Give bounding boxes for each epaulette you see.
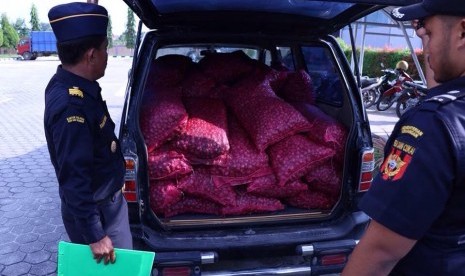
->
[68,86,85,106]
[420,90,465,112]
[69,87,84,98]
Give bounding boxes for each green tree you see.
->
[107,15,113,48]
[124,8,136,49]
[30,4,40,31]
[0,30,4,47]
[1,14,19,48]
[13,18,29,38]
[40,22,52,31]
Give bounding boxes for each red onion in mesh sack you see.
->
[227,95,313,151]
[177,173,236,206]
[291,103,348,154]
[198,114,269,177]
[162,196,221,218]
[210,167,273,187]
[221,192,285,216]
[304,160,342,197]
[247,175,308,199]
[149,180,184,212]
[268,134,335,185]
[140,86,188,152]
[148,54,194,87]
[147,145,192,180]
[278,69,315,104]
[285,189,337,210]
[198,51,255,84]
[182,65,219,98]
[174,98,230,159]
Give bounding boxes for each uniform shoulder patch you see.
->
[66,115,85,124]
[69,87,84,98]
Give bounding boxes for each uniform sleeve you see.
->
[360,111,455,240]
[51,104,105,244]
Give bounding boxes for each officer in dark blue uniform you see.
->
[44,2,132,265]
[343,0,465,275]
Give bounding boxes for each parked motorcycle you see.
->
[360,68,397,109]
[395,81,428,118]
[376,68,413,111]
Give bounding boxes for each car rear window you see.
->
[156,46,259,63]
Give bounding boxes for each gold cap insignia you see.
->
[111,141,117,153]
[69,87,84,98]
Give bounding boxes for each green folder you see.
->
[58,241,155,276]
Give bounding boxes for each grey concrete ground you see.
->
[0,57,131,276]
[0,57,397,275]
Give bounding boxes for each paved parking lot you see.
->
[0,57,131,276]
[0,57,397,275]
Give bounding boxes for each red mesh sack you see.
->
[149,180,183,212]
[221,192,285,216]
[209,167,273,187]
[177,173,236,206]
[278,69,315,104]
[162,196,221,218]
[268,134,335,185]
[246,175,308,199]
[198,51,255,84]
[182,66,219,98]
[174,98,230,159]
[292,103,348,154]
[148,54,194,87]
[227,95,313,151]
[304,161,342,197]
[140,86,188,152]
[147,145,192,180]
[198,115,269,177]
[285,189,337,210]
[224,68,289,101]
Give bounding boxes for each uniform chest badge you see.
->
[111,141,117,153]
[380,147,413,181]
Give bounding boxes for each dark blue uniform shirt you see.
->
[360,77,465,275]
[44,66,125,244]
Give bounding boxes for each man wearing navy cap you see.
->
[44,1,132,265]
[343,0,465,275]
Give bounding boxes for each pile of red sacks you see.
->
[140,51,347,218]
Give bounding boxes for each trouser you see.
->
[61,190,133,249]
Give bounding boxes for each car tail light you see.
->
[123,157,137,202]
[320,254,347,266]
[160,267,193,276]
[358,148,375,192]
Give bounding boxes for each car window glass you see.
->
[156,46,259,63]
[301,46,343,106]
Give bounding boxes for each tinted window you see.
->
[301,46,344,106]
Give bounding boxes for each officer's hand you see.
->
[90,236,116,265]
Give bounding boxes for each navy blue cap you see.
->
[391,0,465,21]
[48,2,108,43]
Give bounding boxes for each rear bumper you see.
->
[133,211,368,252]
